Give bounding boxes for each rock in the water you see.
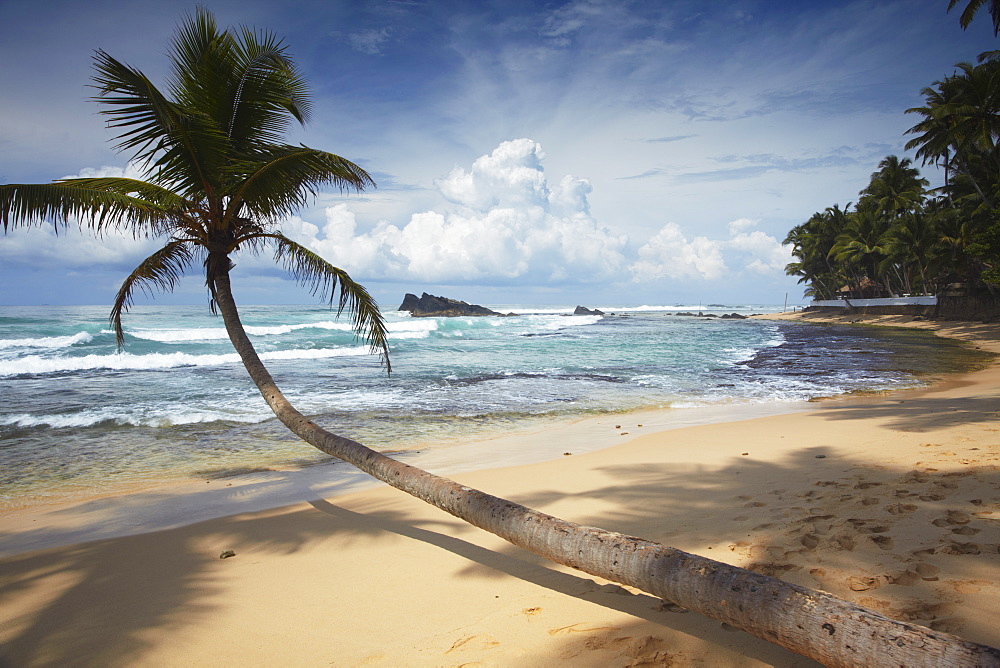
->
[398,292,502,317]
[573,305,605,316]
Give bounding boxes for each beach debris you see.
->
[742,452,749,456]
[815,454,827,458]
[219,550,236,559]
[563,452,572,456]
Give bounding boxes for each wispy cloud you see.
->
[642,135,696,144]
[346,27,393,55]
[675,152,862,183]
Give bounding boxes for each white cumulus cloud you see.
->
[629,218,792,282]
[630,223,726,281]
[290,139,628,285]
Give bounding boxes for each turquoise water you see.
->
[0,303,986,508]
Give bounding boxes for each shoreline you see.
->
[2,314,998,665]
[0,399,823,558]
[0,311,973,526]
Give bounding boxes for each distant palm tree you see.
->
[948,0,1000,35]
[859,155,928,219]
[906,60,1000,206]
[3,10,996,666]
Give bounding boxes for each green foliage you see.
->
[948,0,1000,36]
[0,8,390,370]
[789,54,1000,300]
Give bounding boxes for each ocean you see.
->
[0,303,988,510]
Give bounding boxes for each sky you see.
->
[1,0,997,309]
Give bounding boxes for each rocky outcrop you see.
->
[573,305,605,316]
[398,292,503,317]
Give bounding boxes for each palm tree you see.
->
[906,60,1000,207]
[831,206,894,296]
[948,0,1000,35]
[784,205,850,300]
[859,155,928,219]
[2,11,997,666]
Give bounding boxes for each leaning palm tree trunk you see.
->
[213,271,1000,668]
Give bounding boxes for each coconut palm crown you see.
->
[0,8,389,368]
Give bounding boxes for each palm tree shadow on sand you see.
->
[1,445,996,665]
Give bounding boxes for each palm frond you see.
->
[166,8,309,161]
[92,46,229,197]
[227,146,374,223]
[110,240,196,347]
[949,0,1000,35]
[1,181,172,235]
[269,234,390,371]
[227,27,311,145]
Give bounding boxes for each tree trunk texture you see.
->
[212,271,1000,667]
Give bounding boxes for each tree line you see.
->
[785,54,1000,300]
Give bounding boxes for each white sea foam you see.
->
[529,314,600,331]
[0,346,370,376]
[721,346,759,364]
[129,320,356,342]
[1,405,270,429]
[387,319,438,339]
[0,331,93,350]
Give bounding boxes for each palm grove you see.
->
[2,9,1000,667]
[785,54,1000,301]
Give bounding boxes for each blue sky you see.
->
[1,0,997,308]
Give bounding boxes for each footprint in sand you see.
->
[445,635,501,653]
[848,575,886,591]
[800,533,820,550]
[870,534,895,550]
[887,502,918,514]
[886,570,922,586]
[743,501,767,508]
[833,534,857,551]
[549,623,619,636]
[936,542,982,555]
[950,579,989,594]
[854,481,883,490]
[849,569,920,591]
[915,562,941,581]
[932,510,972,527]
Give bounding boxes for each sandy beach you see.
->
[1,312,999,666]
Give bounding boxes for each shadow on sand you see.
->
[1,435,997,666]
